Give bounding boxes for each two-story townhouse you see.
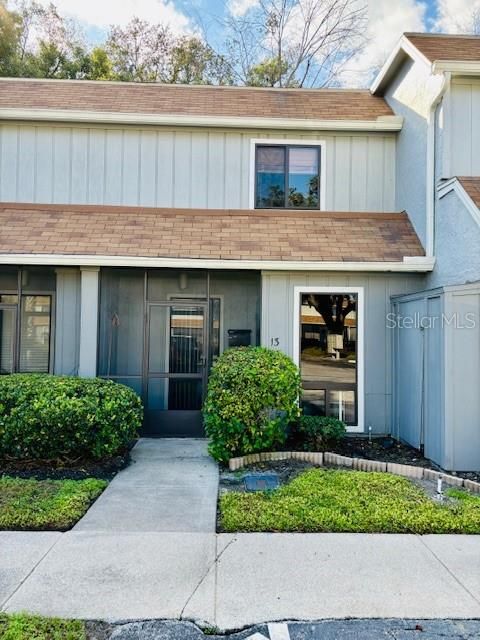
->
[0,34,478,470]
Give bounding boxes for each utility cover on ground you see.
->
[244,473,280,492]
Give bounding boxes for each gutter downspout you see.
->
[426,71,450,257]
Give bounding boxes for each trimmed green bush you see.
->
[204,347,301,463]
[0,374,142,461]
[296,415,346,450]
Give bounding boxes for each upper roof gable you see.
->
[0,78,400,131]
[405,33,480,63]
[372,32,480,95]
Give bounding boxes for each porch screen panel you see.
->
[98,269,144,379]
[300,293,357,425]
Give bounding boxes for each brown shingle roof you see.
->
[458,177,480,207]
[0,79,393,121]
[0,203,424,262]
[405,33,480,63]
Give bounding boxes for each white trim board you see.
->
[438,178,480,229]
[0,254,436,272]
[248,138,326,211]
[370,35,431,95]
[0,108,403,132]
[292,285,365,433]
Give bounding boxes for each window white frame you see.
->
[249,138,326,211]
[292,285,364,433]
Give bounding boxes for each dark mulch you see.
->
[328,436,432,467]
[0,441,137,481]
[326,436,479,482]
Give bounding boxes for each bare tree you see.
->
[222,0,367,87]
[106,18,173,82]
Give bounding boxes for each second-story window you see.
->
[255,144,320,209]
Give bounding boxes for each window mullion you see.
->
[285,146,289,209]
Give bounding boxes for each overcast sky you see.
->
[10,0,480,84]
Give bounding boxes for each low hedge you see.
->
[295,415,346,450]
[204,347,301,463]
[0,374,142,461]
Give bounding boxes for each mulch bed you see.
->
[328,436,431,467]
[0,441,136,481]
[327,436,480,483]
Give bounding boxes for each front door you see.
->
[143,302,208,436]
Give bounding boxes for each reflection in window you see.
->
[256,146,285,208]
[255,145,320,209]
[0,291,53,375]
[19,296,51,373]
[300,292,357,425]
[0,308,16,374]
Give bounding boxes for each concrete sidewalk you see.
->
[73,438,219,533]
[2,532,480,630]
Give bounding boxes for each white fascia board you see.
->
[370,35,432,95]
[438,177,480,228]
[0,108,403,132]
[0,253,435,272]
[433,61,480,75]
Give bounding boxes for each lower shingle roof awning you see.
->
[0,203,431,271]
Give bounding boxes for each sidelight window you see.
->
[0,268,54,374]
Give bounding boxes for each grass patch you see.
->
[0,613,85,640]
[220,469,480,534]
[0,476,107,531]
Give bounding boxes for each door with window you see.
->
[144,302,208,436]
[298,289,362,429]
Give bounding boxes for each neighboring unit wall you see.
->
[384,57,444,248]
[443,283,480,471]
[442,77,480,177]
[0,123,396,212]
[393,283,480,471]
[261,271,424,434]
[427,189,480,289]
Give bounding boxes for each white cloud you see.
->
[227,0,259,18]
[435,0,480,33]
[339,0,427,87]
[28,0,193,34]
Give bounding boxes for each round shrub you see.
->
[295,415,346,451]
[0,374,143,461]
[203,347,302,463]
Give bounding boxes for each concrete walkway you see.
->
[1,439,480,631]
[74,438,219,533]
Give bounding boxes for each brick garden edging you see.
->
[228,451,480,493]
